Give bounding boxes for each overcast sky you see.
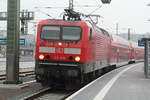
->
[1,0,150,34]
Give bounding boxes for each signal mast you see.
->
[69,0,74,10]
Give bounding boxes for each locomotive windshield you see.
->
[41,26,81,41]
[62,26,81,40]
[41,26,60,40]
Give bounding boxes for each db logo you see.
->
[56,48,64,53]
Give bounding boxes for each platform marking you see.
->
[94,64,139,100]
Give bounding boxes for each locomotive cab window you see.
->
[41,26,60,40]
[62,26,81,41]
[41,26,81,41]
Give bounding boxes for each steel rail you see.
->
[20,87,51,100]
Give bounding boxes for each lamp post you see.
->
[147,3,150,22]
[116,23,119,35]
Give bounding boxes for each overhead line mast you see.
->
[69,0,74,10]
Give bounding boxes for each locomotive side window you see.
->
[41,26,60,40]
[89,28,92,40]
[62,26,81,41]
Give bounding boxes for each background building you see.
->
[0,30,36,57]
[118,33,150,42]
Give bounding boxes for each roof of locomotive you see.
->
[39,19,112,32]
[38,19,93,27]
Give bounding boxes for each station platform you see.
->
[0,81,45,100]
[66,63,150,100]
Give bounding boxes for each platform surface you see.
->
[67,63,150,100]
[0,81,44,100]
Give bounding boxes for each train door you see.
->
[116,47,119,63]
[84,28,96,73]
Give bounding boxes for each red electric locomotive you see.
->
[35,19,112,87]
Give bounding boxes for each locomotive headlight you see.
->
[75,56,80,62]
[58,42,62,46]
[39,54,44,60]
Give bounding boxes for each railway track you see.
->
[18,65,116,100]
[20,87,75,100]
[34,89,74,100]
[21,87,51,100]
[17,67,116,100]
[0,67,75,100]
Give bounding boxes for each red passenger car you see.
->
[129,41,144,62]
[110,35,131,66]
